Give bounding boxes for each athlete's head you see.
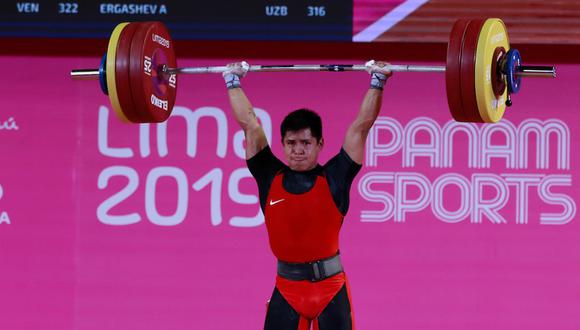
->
[280,108,324,172]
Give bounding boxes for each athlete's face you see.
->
[283,128,323,172]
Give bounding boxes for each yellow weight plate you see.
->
[106,22,130,123]
[474,18,510,123]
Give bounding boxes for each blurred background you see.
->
[1,1,579,329]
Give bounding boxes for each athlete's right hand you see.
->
[223,61,250,78]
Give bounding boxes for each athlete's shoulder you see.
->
[247,146,285,175]
[323,148,362,173]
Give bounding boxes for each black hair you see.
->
[280,108,323,143]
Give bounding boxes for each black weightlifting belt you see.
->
[277,254,343,282]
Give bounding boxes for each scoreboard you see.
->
[0,1,353,41]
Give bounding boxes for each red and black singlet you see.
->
[248,146,361,328]
[265,173,343,263]
[247,146,361,262]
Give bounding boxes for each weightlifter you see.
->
[223,60,392,330]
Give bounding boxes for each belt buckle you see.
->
[310,260,326,282]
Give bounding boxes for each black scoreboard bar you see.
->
[0,1,353,41]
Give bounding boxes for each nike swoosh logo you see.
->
[269,198,285,206]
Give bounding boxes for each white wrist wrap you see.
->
[224,73,241,89]
[370,72,387,90]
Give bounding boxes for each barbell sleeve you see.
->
[517,66,556,78]
[70,69,101,79]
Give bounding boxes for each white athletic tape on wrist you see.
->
[370,72,387,90]
[224,73,241,89]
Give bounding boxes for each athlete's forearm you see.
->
[227,87,261,132]
[353,88,383,133]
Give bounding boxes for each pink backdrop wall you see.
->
[1,56,579,329]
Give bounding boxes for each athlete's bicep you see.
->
[245,123,269,159]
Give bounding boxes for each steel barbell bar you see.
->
[71,64,555,77]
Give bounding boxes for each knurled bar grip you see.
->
[166,64,446,74]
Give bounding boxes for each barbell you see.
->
[71,19,556,124]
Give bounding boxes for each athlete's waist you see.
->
[277,253,343,282]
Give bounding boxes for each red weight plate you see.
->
[129,21,177,123]
[459,18,487,123]
[446,19,470,122]
[115,22,142,123]
[128,22,155,122]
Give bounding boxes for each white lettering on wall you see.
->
[96,105,270,227]
[359,172,575,224]
[0,183,9,225]
[99,105,274,160]
[360,116,575,225]
[366,117,570,170]
[0,117,19,130]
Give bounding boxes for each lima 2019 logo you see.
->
[0,117,19,131]
[0,183,11,225]
[0,116,18,224]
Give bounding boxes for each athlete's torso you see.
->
[265,173,343,262]
[247,146,361,262]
